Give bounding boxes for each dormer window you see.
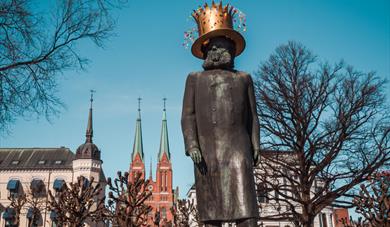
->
[38,160,46,165]
[11,160,19,165]
[54,160,63,165]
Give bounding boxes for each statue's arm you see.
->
[181,73,200,157]
[247,74,261,164]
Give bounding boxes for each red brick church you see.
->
[128,99,177,225]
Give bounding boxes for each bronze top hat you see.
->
[191,1,246,59]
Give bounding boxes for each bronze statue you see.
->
[181,2,260,227]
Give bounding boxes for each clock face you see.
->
[148,185,153,191]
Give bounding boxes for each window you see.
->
[329,214,333,227]
[11,160,19,165]
[53,179,65,191]
[50,210,58,227]
[38,160,46,165]
[7,179,21,197]
[257,184,268,203]
[30,179,45,197]
[3,207,16,227]
[54,160,63,165]
[321,213,328,227]
[27,207,41,227]
[79,176,89,189]
[161,207,167,219]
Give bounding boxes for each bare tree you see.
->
[0,0,124,133]
[351,171,390,226]
[47,176,107,227]
[107,171,152,227]
[341,216,369,227]
[25,185,48,227]
[7,191,27,226]
[6,182,47,227]
[171,199,201,227]
[254,41,390,227]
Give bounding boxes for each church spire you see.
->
[132,97,144,161]
[75,90,100,160]
[158,98,171,161]
[86,90,95,143]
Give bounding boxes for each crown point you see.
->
[224,4,229,13]
[204,2,209,11]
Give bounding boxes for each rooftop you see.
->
[0,147,74,170]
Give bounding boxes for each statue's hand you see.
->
[188,148,202,164]
[254,149,261,166]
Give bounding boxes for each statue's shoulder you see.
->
[185,72,201,86]
[187,71,202,79]
[235,71,253,83]
[187,72,202,81]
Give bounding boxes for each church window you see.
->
[160,172,163,191]
[165,172,168,191]
[161,207,167,219]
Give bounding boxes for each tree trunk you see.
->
[301,215,315,227]
[302,205,315,227]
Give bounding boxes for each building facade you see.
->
[128,102,177,226]
[0,98,106,227]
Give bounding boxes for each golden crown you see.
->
[189,1,246,59]
[192,2,234,37]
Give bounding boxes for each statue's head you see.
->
[202,36,235,70]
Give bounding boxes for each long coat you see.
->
[181,69,260,221]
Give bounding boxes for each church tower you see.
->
[155,98,173,221]
[73,91,103,182]
[129,98,145,181]
[128,98,175,225]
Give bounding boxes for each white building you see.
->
[0,98,106,227]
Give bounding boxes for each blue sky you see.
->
[1,0,389,198]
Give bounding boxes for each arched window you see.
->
[31,179,46,197]
[27,207,42,227]
[161,207,167,219]
[7,179,21,198]
[53,179,66,192]
[50,210,58,227]
[165,171,168,191]
[3,207,16,227]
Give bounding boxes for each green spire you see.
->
[132,98,144,161]
[158,98,171,161]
